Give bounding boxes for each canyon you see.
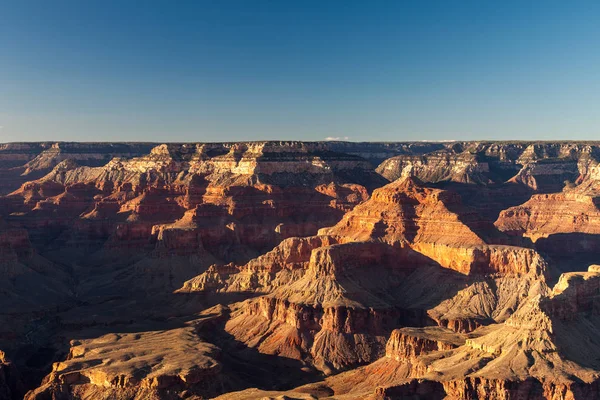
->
[1,141,600,399]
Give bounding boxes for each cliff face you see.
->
[319,176,543,276]
[376,142,596,189]
[222,240,414,374]
[495,158,600,260]
[179,235,342,293]
[496,192,600,238]
[220,266,600,400]
[385,327,464,362]
[0,143,156,196]
[377,151,495,184]
[4,141,600,399]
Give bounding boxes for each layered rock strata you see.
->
[5,141,600,399]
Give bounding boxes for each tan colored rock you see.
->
[385,327,464,362]
[25,319,228,399]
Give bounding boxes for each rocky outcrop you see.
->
[411,243,546,276]
[428,272,549,333]
[495,185,600,261]
[545,266,600,319]
[225,296,401,374]
[222,241,419,374]
[179,235,341,293]
[496,192,600,238]
[388,267,600,398]
[385,327,464,362]
[25,310,233,400]
[319,176,487,245]
[241,266,600,399]
[320,176,544,276]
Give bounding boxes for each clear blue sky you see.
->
[2,0,600,142]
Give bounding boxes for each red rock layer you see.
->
[3,143,373,265]
[321,176,543,276]
[496,192,600,238]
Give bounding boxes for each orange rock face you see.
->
[495,169,600,261]
[496,192,600,237]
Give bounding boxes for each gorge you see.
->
[1,141,600,399]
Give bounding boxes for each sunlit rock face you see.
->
[4,141,600,399]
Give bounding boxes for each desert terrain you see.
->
[1,141,600,399]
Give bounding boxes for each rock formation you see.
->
[216,266,600,399]
[25,309,231,400]
[495,156,600,264]
[3,141,600,399]
[184,173,550,377]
